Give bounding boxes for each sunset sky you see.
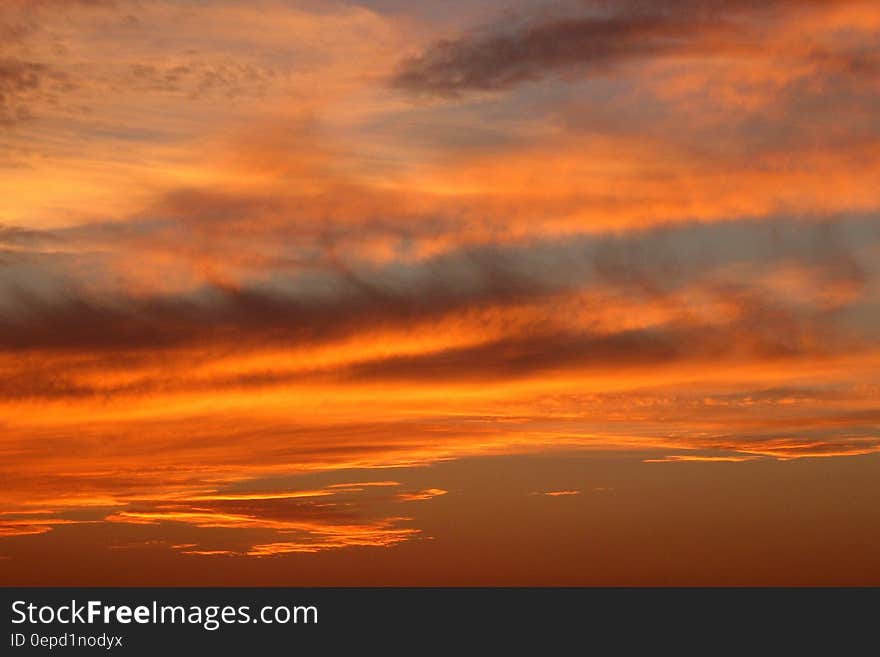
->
[1,0,879,585]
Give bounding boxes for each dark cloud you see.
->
[0,317,801,399]
[0,305,845,400]
[391,0,852,95]
[0,57,76,126]
[0,256,869,403]
[0,224,58,247]
[392,15,699,95]
[336,292,844,384]
[0,59,47,124]
[0,256,549,354]
[0,213,872,360]
[344,327,696,381]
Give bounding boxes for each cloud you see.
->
[326,481,401,489]
[643,455,760,463]
[90,479,427,555]
[125,60,283,100]
[392,0,863,95]
[0,212,872,417]
[245,520,419,556]
[703,433,880,460]
[0,59,49,125]
[392,14,704,95]
[0,476,429,556]
[0,225,57,248]
[0,518,92,537]
[0,213,872,356]
[0,1,115,46]
[397,488,447,501]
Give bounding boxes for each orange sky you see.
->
[1,0,879,584]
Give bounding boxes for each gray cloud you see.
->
[0,59,47,124]
[0,213,873,355]
[0,213,874,403]
[392,0,854,95]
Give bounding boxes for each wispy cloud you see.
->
[643,455,761,463]
[397,488,447,501]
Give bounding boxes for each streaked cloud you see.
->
[87,480,429,555]
[643,455,761,463]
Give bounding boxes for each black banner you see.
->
[1,588,877,654]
